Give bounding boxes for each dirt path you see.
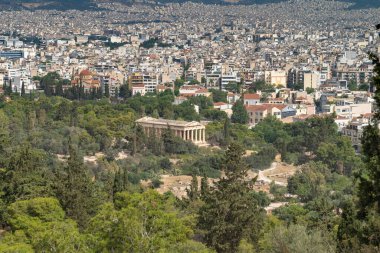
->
[257,162,288,187]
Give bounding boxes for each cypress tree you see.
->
[113,169,122,197]
[56,144,96,229]
[55,82,64,96]
[231,100,249,124]
[186,174,198,201]
[223,117,230,145]
[198,142,260,253]
[21,82,25,96]
[122,167,129,190]
[114,87,119,98]
[105,83,110,98]
[200,174,209,197]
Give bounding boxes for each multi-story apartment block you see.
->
[129,72,159,94]
[265,70,287,87]
[342,121,367,152]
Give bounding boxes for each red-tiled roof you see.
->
[195,88,209,93]
[80,69,92,76]
[246,105,268,112]
[180,85,203,90]
[244,93,260,100]
[247,104,287,112]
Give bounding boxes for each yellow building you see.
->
[303,72,320,89]
[265,70,287,87]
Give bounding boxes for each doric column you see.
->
[196,129,199,142]
[185,130,188,140]
[202,129,206,142]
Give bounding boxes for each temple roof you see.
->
[136,116,204,128]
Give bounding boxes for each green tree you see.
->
[174,78,185,88]
[87,190,192,252]
[347,79,357,91]
[119,84,131,98]
[358,83,369,91]
[223,117,231,145]
[231,100,249,124]
[152,109,160,119]
[198,143,261,253]
[210,89,227,103]
[0,144,54,204]
[2,197,90,253]
[272,204,308,225]
[305,87,315,94]
[104,83,110,98]
[287,162,327,202]
[55,144,98,228]
[21,82,25,96]
[261,224,336,253]
[186,174,199,201]
[225,81,241,94]
[165,240,214,253]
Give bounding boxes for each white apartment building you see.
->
[220,72,240,90]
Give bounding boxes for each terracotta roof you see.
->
[244,93,260,100]
[246,105,268,112]
[271,104,287,110]
[195,88,209,93]
[247,104,288,112]
[180,85,203,90]
[214,102,227,106]
[80,69,92,76]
